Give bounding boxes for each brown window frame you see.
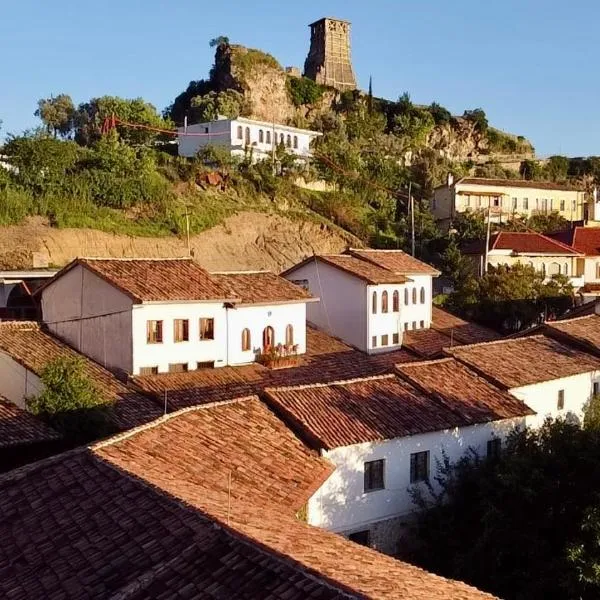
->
[487,438,502,459]
[392,291,399,312]
[381,291,388,313]
[146,320,163,344]
[242,328,251,352]
[173,319,189,343]
[372,291,377,314]
[392,332,400,344]
[364,459,385,492]
[168,363,188,373]
[285,324,294,346]
[199,318,215,341]
[557,389,565,410]
[381,334,389,346]
[410,451,429,483]
[139,366,159,375]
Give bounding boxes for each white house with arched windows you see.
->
[37,259,317,376]
[282,250,439,354]
[177,116,321,162]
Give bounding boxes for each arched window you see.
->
[293,135,298,149]
[262,326,275,349]
[285,324,294,346]
[381,291,389,313]
[393,290,399,312]
[241,328,251,352]
[412,288,417,304]
[237,125,243,140]
[548,262,560,276]
[245,127,250,145]
[286,134,292,148]
[420,287,425,304]
[280,133,284,145]
[258,129,264,143]
[372,291,377,314]
[266,130,271,144]
[564,262,569,276]
[404,288,409,305]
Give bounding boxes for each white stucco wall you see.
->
[41,265,134,374]
[366,284,404,352]
[226,303,307,365]
[177,119,232,158]
[307,417,524,533]
[285,260,368,351]
[0,352,43,408]
[131,302,228,374]
[510,371,600,428]
[399,275,433,332]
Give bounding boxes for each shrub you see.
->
[287,77,325,107]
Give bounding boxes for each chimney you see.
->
[447,173,454,186]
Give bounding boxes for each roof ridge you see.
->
[0,320,40,330]
[79,257,193,262]
[446,334,546,353]
[92,395,260,450]
[550,314,598,325]
[348,248,407,254]
[396,356,455,369]
[264,373,396,393]
[536,231,582,254]
[211,270,273,275]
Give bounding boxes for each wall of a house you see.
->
[177,119,232,158]
[0,352,43,408]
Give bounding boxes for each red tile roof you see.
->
[463,232,581,255]
[134,325,419,409]
[546,314,600,354]
[402,328,455,358]
[431,307,501,345]
[42,258,237,303]
[348,249,441,276]
[455,177,582,192]
[284,254,410,284]
[0,321,162,430]
[210,270,315,304]
[264,374,511,450]
[0,398,496,599]
[0,395,60,448]
[446,335,600,388]
[551,226,600,256]
[396,358,535,422]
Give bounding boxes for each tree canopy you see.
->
[35,94,76,138]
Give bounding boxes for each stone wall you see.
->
[343,514,416,557]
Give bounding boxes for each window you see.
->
[381,291,388,313]
[279,133,284,144]
[139,366,158,375]
[372,291,377,314]
[404,288,409,305]
[244,127,251,145]
[419,320,424,328]
[560,199,565,211]
[237,125,243,140]
[420,287,425,304]
[348,530,370,546]
[512,197,518,210]
[291,278,310,291]
[242,328,251,352]
[403,322,409,332]
[557,389,565,410]
[173,319,189,343]
[410,451,429,483]
[564,262,569,276]
[523,197,529,210]
[464,195,470,207]
[393,290,400,312]
[412,321,417,330]
[573,199,577,211]
[293,135,298,149]
[381,334,389,346]
[197,361,215,369]
[412,288,417,304]
[266,130,271,144]
[146,320,163,344]
[487,438,501,459]
[258,129,264,143]
[286,134,292,148]
[364,459,385,492]
[393,332,400,344]
[285,324,294,346]
[199,318,214,340]
[594,382,599,396]
[204,127,209,134]
[493,196,500,207]
[168,363,188,373]
[596,263,600,280]
[263,326,275,348]
[372,336,377,348]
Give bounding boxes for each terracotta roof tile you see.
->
[546,314,600,354]
[457,177,582,192]
[446,335,600,388]
[0,395,60,448]
[551,226,600,256]
[45,258,237,303]
[211,270,315,304]
[464,232,582,255]
[402,328,454,358]
[0,321,162,430]
[396,358,535,422]
[0,399,496,599]
[264,375,485,449]
[431,307,501,345]
[347,249,441,275]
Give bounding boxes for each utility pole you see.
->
[483,207,491,275]
[410,183,415,257]
[184,207,191,256]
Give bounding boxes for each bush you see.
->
[287,77,325,107]
[428,102,452,125]
[463,108,488,133]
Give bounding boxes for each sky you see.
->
[1,0,599,156]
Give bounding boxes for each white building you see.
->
[265,360,533,554]
[37,258,316,376]
[447,335,600,428]
[282,249,440,354]
[177,116,321,161]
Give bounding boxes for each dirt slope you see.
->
[0,212,357,272]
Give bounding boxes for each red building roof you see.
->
[551,227,600,256]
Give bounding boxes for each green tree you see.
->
[520,158,543,180]
[584,394,600,431]
[209,35,229,47]
[189,90,248,122]
[428,102,452,125]
[526,211,569,234]
[164,79,213,125]
[35,94,76,138]
[409,420,600,600]
[287,77,325,107]
[545,155,570,182]
[27,356,114,442]
[462,108,488,133]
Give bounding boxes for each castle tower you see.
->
[303,17,357,91]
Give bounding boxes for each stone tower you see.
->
[303,17,357,91]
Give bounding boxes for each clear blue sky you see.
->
[2,0,599,156]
